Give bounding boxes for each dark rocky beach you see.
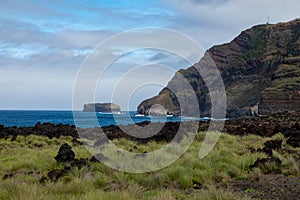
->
[1,110,299,199]
[1,110,299,147]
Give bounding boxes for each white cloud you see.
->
[1,0,300,110]
[0,66,76,110]
[164,0,300,47]
[0,42,48,59]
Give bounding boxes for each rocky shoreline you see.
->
[1,110,299,199]
[0,111,299,147]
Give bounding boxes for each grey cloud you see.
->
[0,18,115,49]
[164,0,300,48]
[149,52,168,61]
[0,65,76,110]
[0,0,76,19]
[2,0,300,110]
[184,0,229,6]
[0,18,47,44]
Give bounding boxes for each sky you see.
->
[0,0,299,110]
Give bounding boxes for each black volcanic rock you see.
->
[71,158,89,169]
[284,123,300,147]
[264,140,282,150]
[0,110,299,144]
[83,103,121,112]
[249,157,282,174]
[46,169,67,182]
[90,153,109,162]
[55,143,75,163]
[0,122,78,139]
[137,19,300,118]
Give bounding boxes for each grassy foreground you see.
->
[0,132,298,200]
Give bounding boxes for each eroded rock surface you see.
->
[137,19,300,118]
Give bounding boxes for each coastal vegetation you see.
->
[0,128,299,199]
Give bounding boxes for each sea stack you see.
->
[83,103,121,113]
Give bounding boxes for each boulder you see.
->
[264,140,282,150]
[249,157,282,174]
[284,123,300,147]
[46,169,67,182]
[71,158,89,169]
[55,143,75,163]
[90,153,109,162]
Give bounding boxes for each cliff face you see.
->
[83,103,121,112]
[137,19,300,117]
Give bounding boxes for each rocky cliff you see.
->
[137,19,300,118]
[83,103,121,113]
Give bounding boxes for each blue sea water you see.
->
[0,110,196,128]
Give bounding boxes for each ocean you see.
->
[0,110,195,128]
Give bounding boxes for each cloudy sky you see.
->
[0,0,299,110]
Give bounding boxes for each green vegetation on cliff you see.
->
[137,19,300,117]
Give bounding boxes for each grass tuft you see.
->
[0,131,297,199]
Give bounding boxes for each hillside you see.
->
[137,19,300,118]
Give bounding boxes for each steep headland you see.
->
[137,19,300,118]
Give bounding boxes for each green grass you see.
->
[0,132,298,199]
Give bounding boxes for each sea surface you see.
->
[0,110,201,128]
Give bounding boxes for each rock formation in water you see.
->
[83,103,121,113]
[137,19,300,118]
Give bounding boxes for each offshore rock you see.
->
[83,103,121,113]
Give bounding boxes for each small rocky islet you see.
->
[82,103,121,113]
